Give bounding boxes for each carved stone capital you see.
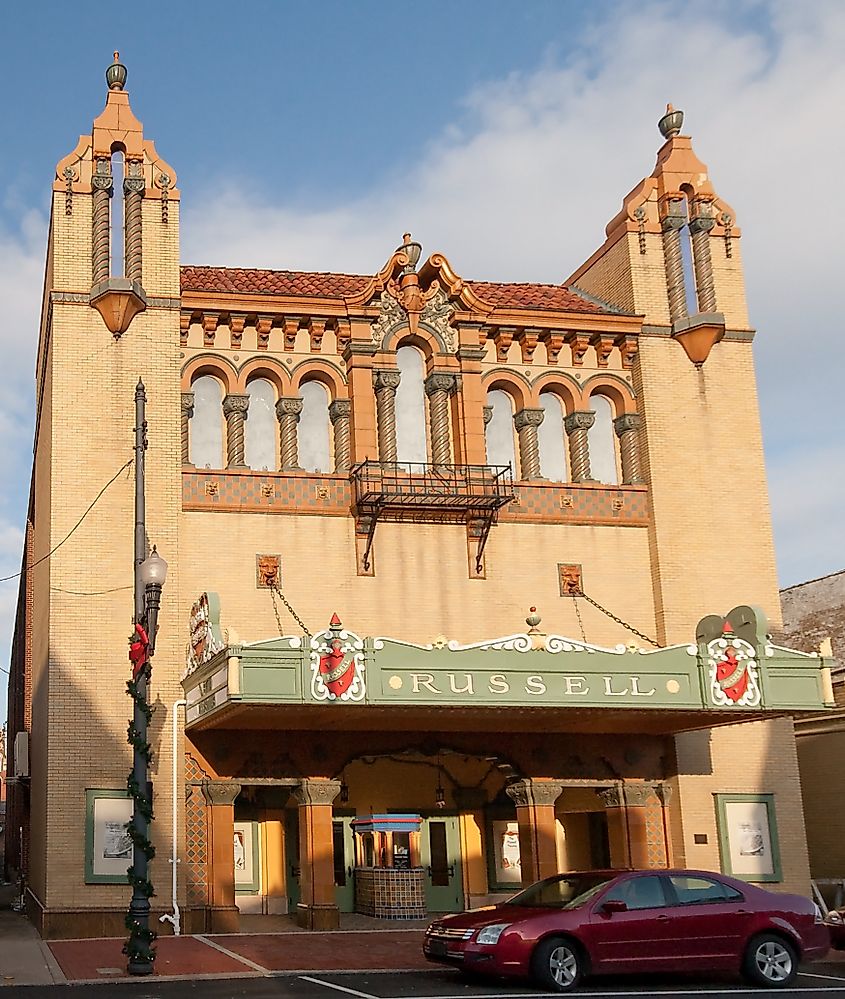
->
[505,779,565,808]
[181,391,195,417]
[483,405,494,426]
[564,411,596,434]
[293,779,343,807]
[92,157,113,192]
[613,413,642,437]
[660,195,687,231]
[688,215,716,235]
[373,368,401,392]
[201,781,242,806]
[276,397,303,420]
[654,783,673,806]
[328,399,352,423]
[513,408,545,431]
[597,783,657,808]
[424,372,458,397]
[124,160,146,195]
[222,393,250,417]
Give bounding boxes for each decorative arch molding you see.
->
[482,369,531,411]
[345,248,408,309]
[291,358,347,399]
[582,373,637,415]
[380,325,447,363]
[532,373,582,415]
[181,354,238,394]
[238,359,288,397]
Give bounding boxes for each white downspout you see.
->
[159,699,187,935]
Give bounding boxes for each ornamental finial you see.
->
[658,103,684,140]
[106,51,127,91]
[526,606,542,633]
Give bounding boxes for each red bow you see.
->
[129,623,149,679]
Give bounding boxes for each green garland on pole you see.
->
[123,638,157,964]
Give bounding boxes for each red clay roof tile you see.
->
[180,266,610,315]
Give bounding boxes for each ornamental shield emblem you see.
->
[310,613,365,702]
[705,621,761,708]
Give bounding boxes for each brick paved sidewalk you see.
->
[47,929,431,984]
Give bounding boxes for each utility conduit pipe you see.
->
[159,699,187,935]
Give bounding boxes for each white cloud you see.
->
[183,0,845,586]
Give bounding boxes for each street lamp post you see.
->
[124,380,168,975]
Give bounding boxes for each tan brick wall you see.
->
[670,718,811,896]
[38,186,184,910]
[634,335,781,643]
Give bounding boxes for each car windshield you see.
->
[505,874,615,909]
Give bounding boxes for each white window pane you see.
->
[538,393,567,482]
[299,381,331,473]
[190,375,224,469]
[588,395,619,485]
[486,390,516,472]
[395,346,428,467]
[245,379,278,471]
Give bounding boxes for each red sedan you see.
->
[423,869,828,991]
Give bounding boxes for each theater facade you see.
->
[5,60,832,937]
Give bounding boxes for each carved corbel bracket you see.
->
[565,331,591,367]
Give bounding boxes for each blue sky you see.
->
[1,0,843,721]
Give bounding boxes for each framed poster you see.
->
[85,789,132,884]
[490,819,522,886]
[715,793,782,883]
[234,820,260,892]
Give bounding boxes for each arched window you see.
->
[538,392,568,482]
[395,346,427,467]
[190,375,224,469]
[486,390,517,471]
[299,381,332,473]
[110,150,125,277]
[679,193,698,316]
[245,378,278,471]
[588,394,619,485]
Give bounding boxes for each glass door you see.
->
[421,815,463,912]
[333,816,355,912]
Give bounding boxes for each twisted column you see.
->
[689,203,717,313]
[614,413,644,485]
[483,404,493,463]
[660,196,688,323]
[329,399,352,473]
[223,393,249,469]
[123,161,145,285]
[425,372,457,466]
[91,157,113,284]
[180,392,195,467]
[513,407,545,481]
[564,411,595,483]
[276,397,303,470]
[373,369,401,463]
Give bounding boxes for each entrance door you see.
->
[284,810,300,913]
[333,816,355,912]
[421,816,463,912]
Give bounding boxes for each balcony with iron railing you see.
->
[349,461,515,572]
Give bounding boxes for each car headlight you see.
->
[476,923,511,945]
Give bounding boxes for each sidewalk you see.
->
[0,900,432,988]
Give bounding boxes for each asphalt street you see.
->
[5,966,845,998]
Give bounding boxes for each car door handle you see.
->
[657,914,670,921]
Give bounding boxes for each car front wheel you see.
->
[742,933,798,988]
[531,937,583,992]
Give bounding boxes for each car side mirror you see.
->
[600,899,628,915]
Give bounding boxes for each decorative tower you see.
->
[568,107,780,643]
[21,55,184,936]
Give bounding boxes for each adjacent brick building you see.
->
[4,62,832,938]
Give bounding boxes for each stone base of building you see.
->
[25,891,223,940]
[296,902,340,930]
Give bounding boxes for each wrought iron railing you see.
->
[350,461,514,512]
